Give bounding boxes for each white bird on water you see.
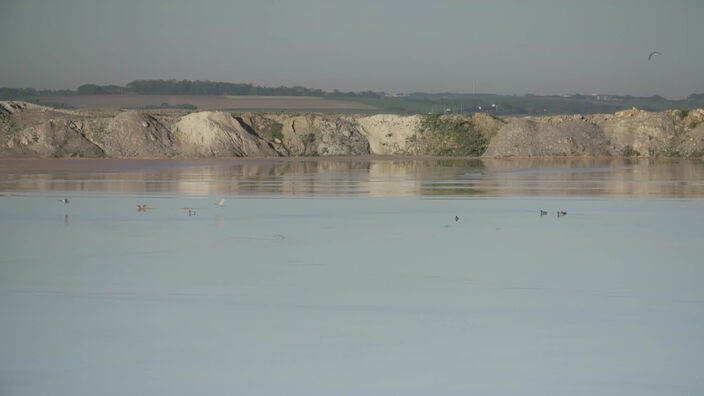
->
[59,198,69,204]
[215,198,225,208]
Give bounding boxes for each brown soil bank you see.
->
[2,101,703,159]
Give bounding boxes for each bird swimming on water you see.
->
[557,211,567,217]
[539,210,547,216]
[59,198,69,204]
[137,204,151,212]
[455,216,460,222]
[648,50,662,61]
[215,198,225,208]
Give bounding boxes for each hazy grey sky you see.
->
[1,0,702,98]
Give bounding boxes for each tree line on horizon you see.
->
[2,79,702,103]
[0,79,384,99]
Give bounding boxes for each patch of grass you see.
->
[622,145,640,157]
[407,114,487,156]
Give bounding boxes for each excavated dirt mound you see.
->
[102,111,174,158]
[265,114,371,156]
[596,109,676,156]
[172,111,279,157]
[484,119,609,157]
[470,113,506,138]
[357,114,421,155]
[1,102,104,158]
[3,101,704,159]
[484,109,704,158]
[676,123,704,157]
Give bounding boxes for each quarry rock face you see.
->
[2,101,704,159]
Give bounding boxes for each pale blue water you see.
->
[1,158,703,395]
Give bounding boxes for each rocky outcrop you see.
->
[2,101,704,159]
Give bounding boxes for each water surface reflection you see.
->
[1,157,703,198]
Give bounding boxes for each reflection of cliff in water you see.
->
[0,158,703,198]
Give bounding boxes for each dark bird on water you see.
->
[137,205,151,212]
[557,211,567,217]
[188,209,196,216]
[539,210,548,216]
[455,216,460,222]
[648,51,662,60]
[59,198,69,204]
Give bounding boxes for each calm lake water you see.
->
[1,157,703,395]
